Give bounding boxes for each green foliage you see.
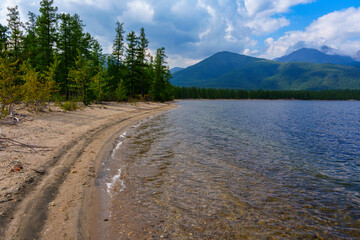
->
[0,55,19,115]
[151,47,174,102]
[68,51,92,104]
[90,64,107,102]
[115,79,128,101]
[112,21,125,68]
[174,87,360,100]
[23,12,37,65]
[7,6,23,59]
[59,101,78,111]
[20,58,59,111]
[0,1,173,106]
[35,0,58,71]
[125,31,140,99]
[0,24,9,53]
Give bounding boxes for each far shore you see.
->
[0,101,176,240]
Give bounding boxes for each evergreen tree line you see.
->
[175,87,360,100]
[0,0,174,115]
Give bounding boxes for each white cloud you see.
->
[246,16,289,34]
[0,0,24,25]
[243,0,314,17]
[167,53,202,68]
[239,0,313,34]
[119,0,154,24]
[263,7,360,59]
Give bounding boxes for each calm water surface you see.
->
[100,100,360,239]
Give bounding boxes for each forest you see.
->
[0,0,174,116]
[174,87,360,100]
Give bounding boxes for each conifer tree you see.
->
[68,51,92,104]
[112,21,125,74]
[0,24,9,53]
[20,58,58,111]
[23,12,37,65]
[35,0,58,71]
[151,47,173,102]
[0,55,19,116]
[7,6,23,59]
[115,79,127,101]
[125,31,140,99]
[137,27,149,97]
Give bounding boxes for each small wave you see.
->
[106,168,125,195]
[111,131,127,158]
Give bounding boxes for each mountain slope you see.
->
[171,51,360,90]
[170,67,184,74]
[275,48,360,66]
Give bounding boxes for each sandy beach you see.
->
[0,102,175,240]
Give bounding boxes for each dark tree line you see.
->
[0,0,174,115]
[175,87,360,100]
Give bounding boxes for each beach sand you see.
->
[0,101,176,240]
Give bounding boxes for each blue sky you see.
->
[1,0,360,68]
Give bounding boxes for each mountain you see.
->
[171,51,360,90]
[275,48,360,66]
[170,67,184,74]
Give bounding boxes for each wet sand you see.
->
[0,102,175,240]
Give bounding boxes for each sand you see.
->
[0,101,176,240]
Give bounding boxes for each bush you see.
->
[59,101,78,111]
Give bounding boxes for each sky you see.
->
[1,0,360,68]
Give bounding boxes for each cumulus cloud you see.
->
[1,0,334,67]
[0,0,25,25]
[263,7,360,59]
[119,0,155,24]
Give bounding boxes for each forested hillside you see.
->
[0,0,174,116]
[171,51,360,90]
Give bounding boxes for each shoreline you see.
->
[0,102,176,240]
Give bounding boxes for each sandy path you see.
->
[0,102,176,240]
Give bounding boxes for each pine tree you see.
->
[151,47,173,102]
[115,79,127,101]
[58,13,72,99]
[68,51,92,104]
[112,21,125,74]
[23,12,37,65]
[0,24,9,53]
[20,58,58,111]
[7,6,23,59]
[125,31,140,99]
[35,0,58,71]
[137,27,149,97]
[0,55,19,116]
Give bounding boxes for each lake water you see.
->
[99,100,360,239]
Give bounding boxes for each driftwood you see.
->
[0,116,19,125]
[0,137,49,153]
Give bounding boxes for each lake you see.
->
[100,100,360,239]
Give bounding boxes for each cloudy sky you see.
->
[1,0,360,68]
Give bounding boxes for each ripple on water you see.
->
[102,100,360,239]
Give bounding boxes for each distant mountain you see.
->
[170,67,184,74]
[171,51,360,90]
[275,48,360,66]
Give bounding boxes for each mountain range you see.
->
[274,48,360,66]
[171,49,360,90]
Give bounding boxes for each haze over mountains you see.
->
[171,49,360,90]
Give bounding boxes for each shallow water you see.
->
[100,100,360,239]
